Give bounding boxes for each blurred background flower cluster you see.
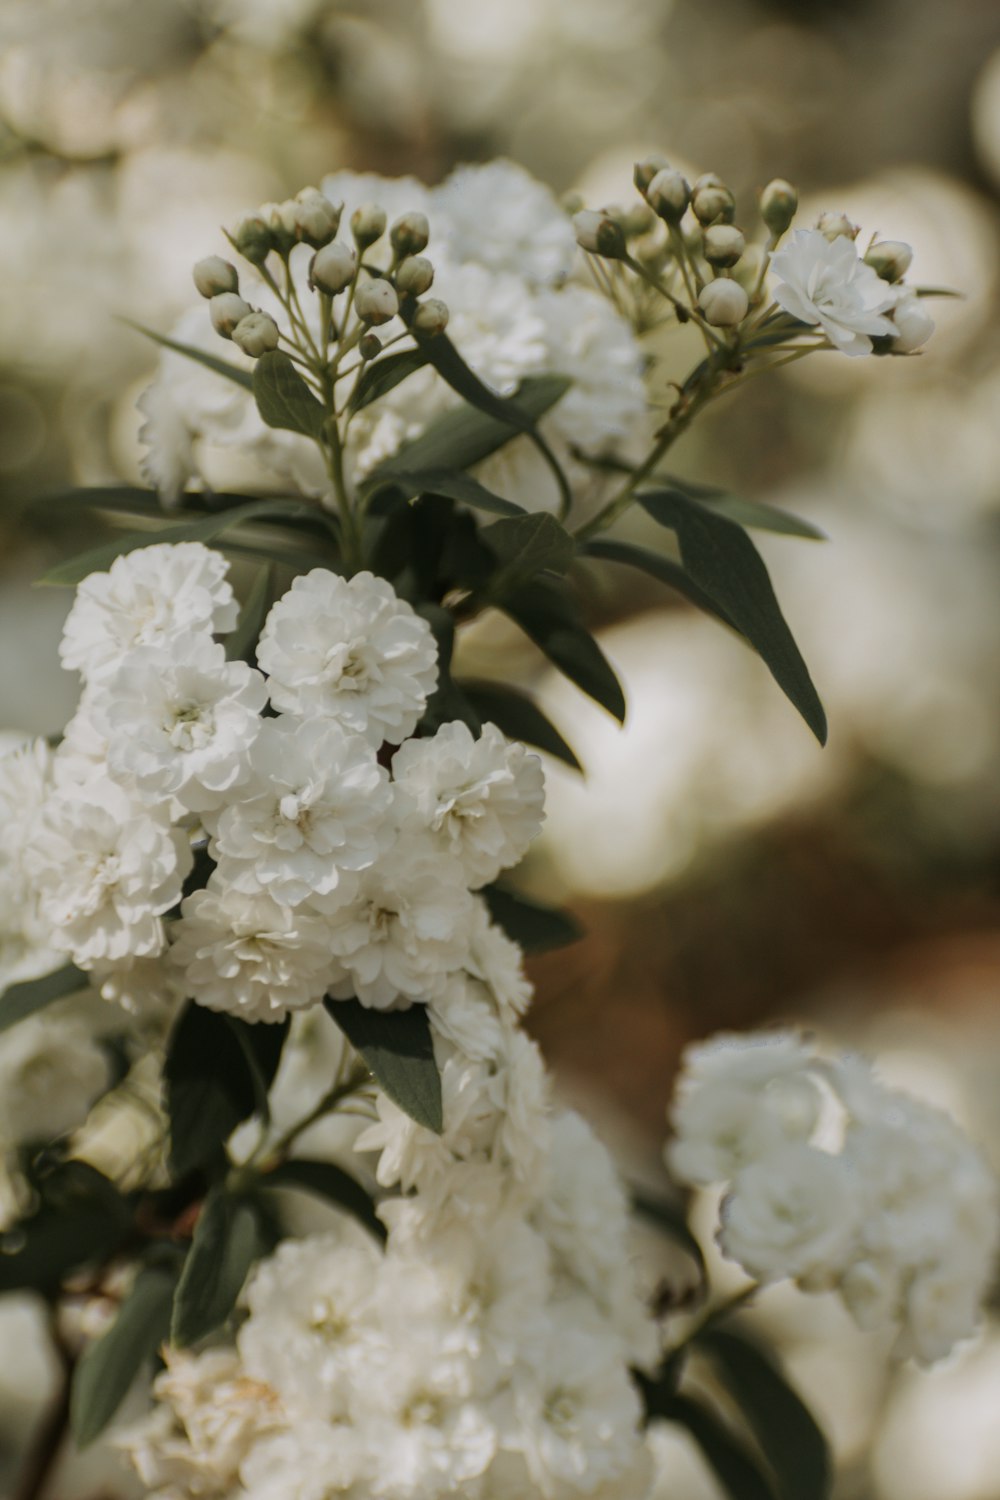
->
[3,0,1000,1495]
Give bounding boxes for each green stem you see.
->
[673,1283,759,1349]
[623,253,726,351]
[255,1062,372,1169]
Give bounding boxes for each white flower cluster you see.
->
[16,542,548,1025]
[138,161,648,513]
[667,1030,999,1363]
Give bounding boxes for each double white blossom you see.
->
[771,228,898,356]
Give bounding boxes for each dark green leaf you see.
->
[326,998,442,1134]
[637,490,827,743]
[348,348,428,412]
[0,964,87,1035]
[0,1165,132,1295]
[124,320,254,391]
[370,468,526,518]
[164,1004,289,1178]
[226,565,273,664]
[500,577,626,723]
[417,604,482,734]
[581,538,733,626]
[631,1191,707,1280]
[252,351,327,440]
[654,1391,779,1500]
[263,1159,386,1243]
[696,1329,832,1500]
[171,1189,261,1346]
[696,496,826,542]
[460,681,581,770]
[71,1264,177,1446]
[483,884,582,953]
[483,512,575,585]
[914,285,962,299]
[39,498,322,587]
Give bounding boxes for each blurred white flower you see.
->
[718,1141,860,1283]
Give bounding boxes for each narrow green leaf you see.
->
[483,512,576,585]
[416,603,482,735]
[171,1189,261,1346]
[637,490,827,743]
[125,320,254,391]
[483,884,582,953]
[696,496,826,542]
[581,538,733,626]
[226,565,273,665]
[500,577,626,723]
[0,964,87,1035]
[653,1390,779,1500]
[349,347,428,412]
[460,681,582,771]
[39,498,321,587]
[252,351,327,440]
[696,1329,832,1500]
[631,1191,707,1280]
[71,1264,176,1446]
[370,468,526,518]
[263,1159,386,1243]
[326,998,443,1134]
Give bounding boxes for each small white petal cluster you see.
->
[667,1030,1000,1362]
[771,227,930,357]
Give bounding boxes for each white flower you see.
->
[431,160,578,289]
[392,721,545,887]
[96,634,266,812]
[0,735,53,867]
[0,1000,109,1144]
[59,542,239,682]
[169,881,341,1023]
[888,286,935,353]
[27,780,191,968]
[257,570,438,746]
[719,1142,860,1284]
[240,1422,363,1500]
[209,716,391,905]
[771,228,897,355]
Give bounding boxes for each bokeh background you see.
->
[3,0,1000,1496]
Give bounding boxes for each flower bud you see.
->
[231,311,280,358]
[863,239,913,284]
[633,153,671,195]
[293,188,342,248]
[691,176,735,226]
[230,215,274,266]
[351,203,387,250]
[192,256,239,299]
[355,277,399,326]
[209,292,253,339]
[759,179,798,237]
[394,254,435,296]
[815,210,859,242]
[890,291,934,353]
[572,209,626,260]
[702,224,745,268]
[621,202,656,238]
[359,332,383,361]
[646,168,690,226]
[310,241,358,294]
[411,297,449,336]
[697,278,749,327]
[262,201,298,255]
[390,212,430,258]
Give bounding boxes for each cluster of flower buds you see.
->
[230,186,344,263]
[191,257,281,358]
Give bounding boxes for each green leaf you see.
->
[226,565,273,664]
[252,351,327,440]
[171,1189,261,1347]
[369,468,526,518]
[366,374,571,485]
[0,964,87,1035]
[262,1159,386,1244]
[326,998,443,1134]
[0,1164,132,1295]
[695,496,826,542]
[416,604,482,735]
[125,320,254,391]
[637,489,827,743]
[483,883,582,954]
[483,512,576,586]
[581,538,733,626]
[500,576,626,723]
[696,1329,832,1500]
[631,1191,707,1281]
[164,1004,289,1178]
[71,1264,177,1446]
[653,1390,779,1500]
[349,347,428,412]
[39,498,322,587]
[460,681,582,771]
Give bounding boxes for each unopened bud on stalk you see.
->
[691,174,735,226]
[192,256,239,299]
[209,292,253,338]
[633,153,671,195]
[759,179,798,237]
[390,212,430,257]
[351,203,387,249]
[889,291,934,352]
[358,332,383,361]
[262,201,298,255]
[394,255,435,296]
[231,311,280,357]
[230,215,274,266]
[815,210,859,242]
[310,241,357,294]
[864,239,913,283]
[621,202,656,238]
[355,277,399,325]
[293,188,342,247]
[647,168,691,225]
[697,278,749,327]
[411,297,449,335]
[702,224,745,268]
[572,209,626,259]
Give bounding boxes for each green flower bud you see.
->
[355,277,399,326]
[691,174,735,226]
[572,209,627,260]
[209,292,253,339]
[759,179,798,238]
[697,278,749,327]
[646,168,690,226]
[390,212,430,257]
[359,332,383,361]
[192,256,239,299]
[633,153,671,195]
[231,311,280,357]
[230,216,274,266]
[411,297,449,336]
[351,203,387,250]
[263,201,299,256]
[863,239,913,283]
[702,224,745,268]
[621,203,656,238]
[310,241,358,295]
[293,188,342,248]
[394,255,435,296]
[815,210,859,242]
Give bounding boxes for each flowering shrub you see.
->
[0,157,990,1500]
